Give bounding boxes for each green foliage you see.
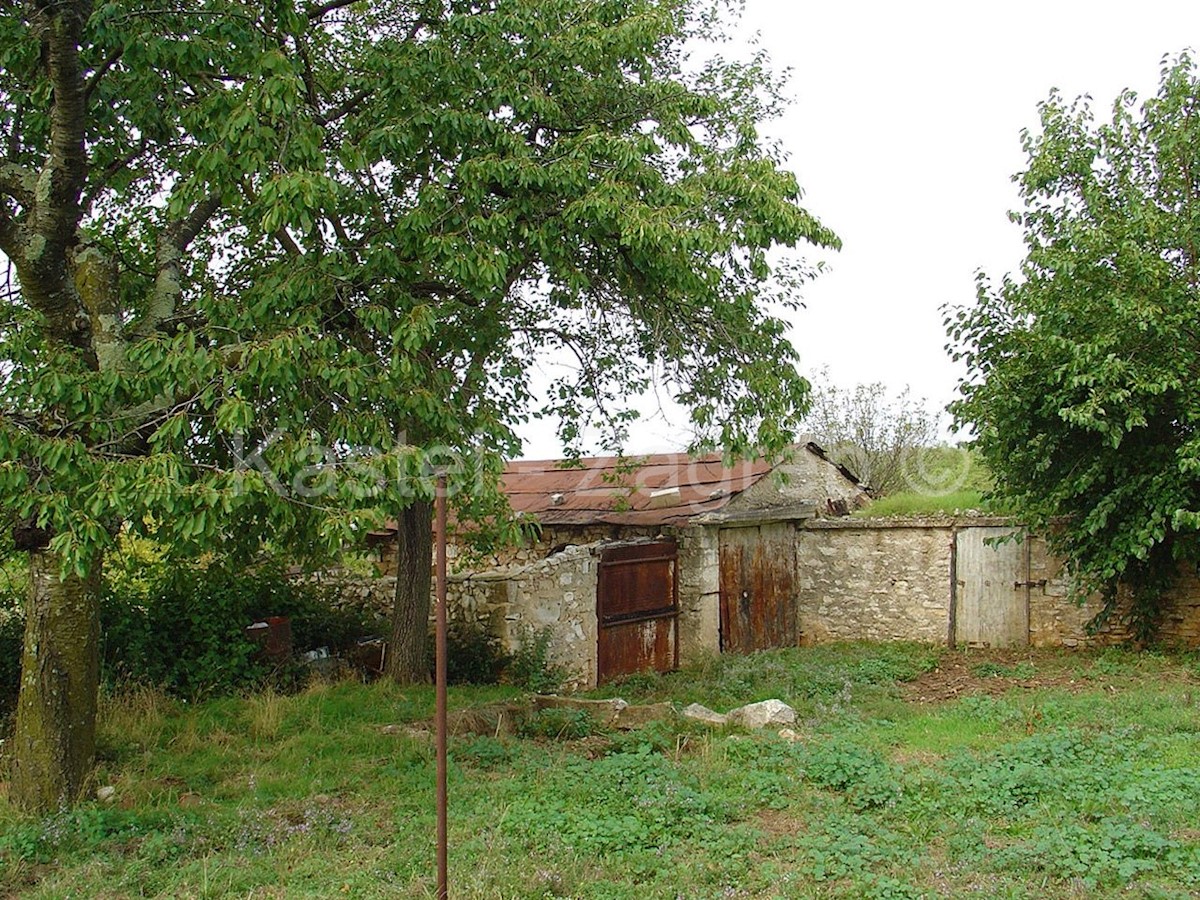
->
[518,707,595,741]
[441,618,509,686]
[947,53,1200,639]
[506,627,567,693]
[0,0,839,583]
[505,747,733,856]
[453,735,514,769]
[0,557,25,718]
[0,607,22,720]
[802,741,900,810]
[100,556,377,698]
[1,0,841,804]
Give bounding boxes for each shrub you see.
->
[0,604,23,720]
[518,707,594,740]
[101,556,378,698]
[506,626,566,693]
[438,618,509,685]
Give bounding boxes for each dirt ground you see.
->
[902,648,1142,703]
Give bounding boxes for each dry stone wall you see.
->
[325,544,602,688]
[336,515,1200,682]
[793,519,1200,649]
[495,545,599,688]
[795,519,953,644]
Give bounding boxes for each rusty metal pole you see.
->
[435,473,449,899]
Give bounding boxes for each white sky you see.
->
[518,0,1200,459]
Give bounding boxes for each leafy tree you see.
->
[947,53,1200,640]
[0,0,835,809]
[802,369,939,495]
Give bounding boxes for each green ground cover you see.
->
[3,643,1199,898]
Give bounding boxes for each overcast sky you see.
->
[518,0,1200,458]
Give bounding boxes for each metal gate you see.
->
[953,526,1029,648]
[719,523,797,653]
[596,541,678,683]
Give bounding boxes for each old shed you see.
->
[368,443,870,686]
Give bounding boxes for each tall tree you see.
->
[0,0,836,808]
[801,369,939,495]
[947,53,1200,640]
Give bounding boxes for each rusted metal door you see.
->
[954,526,1029,648]
[596,541,678,683]
[719,523,797,653]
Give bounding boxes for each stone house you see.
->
[365,443,870,687]
[359,445,1200,689]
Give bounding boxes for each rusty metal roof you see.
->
[504,451,774,526]
[370,443,855,537]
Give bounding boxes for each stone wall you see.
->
[1027,538,1200,648]
[794,520,1200,649]
[343,517,1200,680]
[675,525,720,662]
[326,544,602,688]
[1026,537,1122,648]
[494,545,599,688]
[795,519,953,644]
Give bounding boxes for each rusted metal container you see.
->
[245,616,293,663]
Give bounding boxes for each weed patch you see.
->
[4,643,1200,898]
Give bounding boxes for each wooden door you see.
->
[719,523,797,653]
[954,526,1029,648]
[596,541,678,683]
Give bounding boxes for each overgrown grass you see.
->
[856,489,990,517]
[3,644,1199,898]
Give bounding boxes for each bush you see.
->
[0,605,23,720]
[101,556,378,698]
[0,563,25,719]
[518,706,593,740]
[439,618,509,685]
[505,626,566,693]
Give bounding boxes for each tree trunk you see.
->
[11,550,102,812]
[386,500,434,683]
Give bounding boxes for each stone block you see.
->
[727,699,796,729]
[681,703,728,726]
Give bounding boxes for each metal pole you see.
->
[435,474,449,900]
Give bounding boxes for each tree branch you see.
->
[0,162,36,208]
[18,2,92,356]
[306,0,360,21]
[81,136,149,210]
[134,194,221,340]
[274,227,303,257]
[31,3,89,243]
[314,88,372,127]
[83,47,122,101]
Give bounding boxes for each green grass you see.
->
[856,489,990,518]
[3,644,1200,898]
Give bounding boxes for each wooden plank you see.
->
[719,524,797,653]
[954,526,1029,648]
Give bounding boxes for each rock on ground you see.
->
[680,703,729,726]
[726,699,796,729]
